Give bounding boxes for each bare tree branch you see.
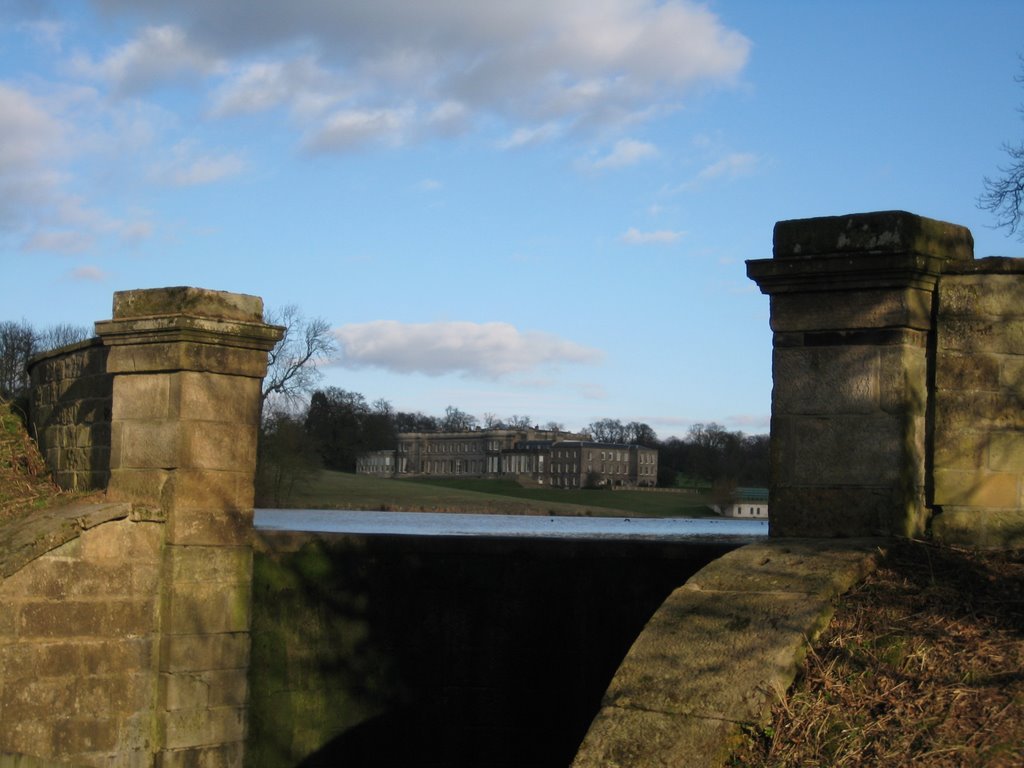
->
[261,305,337,411]
[979,57,1024,241]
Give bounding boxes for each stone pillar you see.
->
[747,211,973,537]
[95,287,282,766]
[931,259,1024,548]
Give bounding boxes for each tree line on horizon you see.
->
[258,384,770,505]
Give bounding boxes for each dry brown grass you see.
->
[0,399,87,524]
[730,540,1024,767]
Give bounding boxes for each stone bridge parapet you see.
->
[2,287,282,767]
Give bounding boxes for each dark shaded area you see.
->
[249,533,739,768]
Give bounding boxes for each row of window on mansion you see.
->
[356,428,658,488]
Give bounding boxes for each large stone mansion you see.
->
[357,427,659,488]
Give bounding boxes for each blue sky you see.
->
[2,1,1023,439]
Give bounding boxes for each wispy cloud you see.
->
[18,19,65,53]
[333,320,603,379]
[666,150,760,193]
[497,123,563,150]
[0,101,59,170]
[304,107,413,152]
[694,152,759,183]
[580,138,658,171]
[150,140,245,186]
[23,230,93,254]
[725,413,771,431]
[621,227,684,245]
[68,265,109,282]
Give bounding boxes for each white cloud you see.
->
[89,0,749,149]
[71,25,222,96]
[581,138,658,171]
[621,227,684,245]
[333,320,603,379]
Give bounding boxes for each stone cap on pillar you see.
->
[112,286,264,322]
[94,286,285,376]
[747,211,975,295]
[772,210,974,260]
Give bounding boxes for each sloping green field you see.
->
[280,470,716,518]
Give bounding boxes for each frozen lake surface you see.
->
[255,509,768,541]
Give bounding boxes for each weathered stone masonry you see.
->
[932,258,1024,546]
[748,210,1024,547]
[28,339,111,493]
[1,287,282,767]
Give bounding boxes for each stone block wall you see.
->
[749,211,1024,546]
[3,286,282,767]
[0,513,162,766]
[27,340,111,492]
[932,259,1024,548]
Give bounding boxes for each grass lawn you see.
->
[278,470,717,518]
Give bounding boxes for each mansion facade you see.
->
[356,427,658,488]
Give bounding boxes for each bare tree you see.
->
[587,418,628,444]
[262,305,336,412]
[441,405,478,432]
[0,319,93,403]
[0,320,90,401]
[39,323,91,350]
[0,321,36,400]
[506,414,531,430]
[979,58,1024,240]
[625,421,658,446]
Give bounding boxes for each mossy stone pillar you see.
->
[96,287,283,766]
[747,211,973,537]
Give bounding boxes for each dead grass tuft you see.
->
[0,399,90,524]
[730,540,1024,767]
